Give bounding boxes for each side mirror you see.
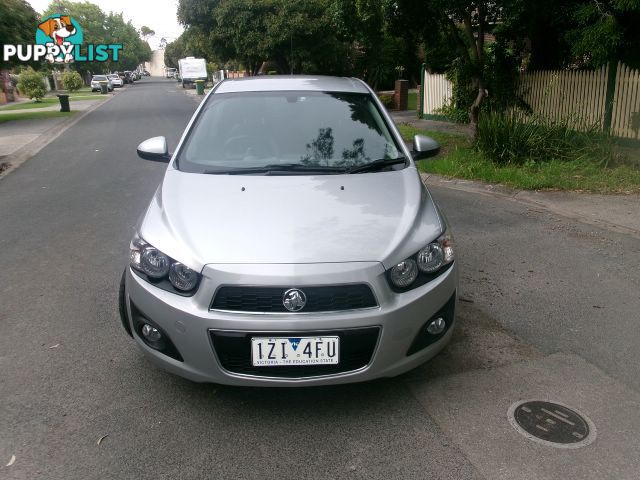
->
[137,136,170,162]
[412,135,440,160]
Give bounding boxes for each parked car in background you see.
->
[123,76,455,386]
[90,75,113,92]
[107,74,123,88]
[124,71,136,83]
[121,71,133,84]
[178,57,207,88]
[166,68,177,79]
[143,70,151,76]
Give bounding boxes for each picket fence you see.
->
[421,62,640,140]
[421,72,453,116]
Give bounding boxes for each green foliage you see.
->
[62,71,84,92]
[176,0,406,80]
[140,26,155,38]
[564,0,639,68]
[396,124,640,193]
[492,0,640,70]
[42,2,151,73]
[0,0,38,68]
[17,68,46,101]
[435,40,523,123]
[165,29,215,69]
[422,147,640,193]
[0,110,75,123]
[218,0,346,74]
[475,111,616,166]
[378,94,394,109]
[105,12,152,71]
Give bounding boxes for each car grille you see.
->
[210,327,380,378]
[210,285,377,313]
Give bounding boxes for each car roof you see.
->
[215,75,370,94]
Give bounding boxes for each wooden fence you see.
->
[517,65,609,129]
[421,72,452,116]
[611,62,640,139]
[420,62,640,141]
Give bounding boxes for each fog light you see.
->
[142,323,162,342]
[426,317,446,335]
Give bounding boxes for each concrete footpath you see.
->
[0,96,110,178]
[423,174,640,240]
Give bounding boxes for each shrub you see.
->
[476,110,615,166]
[435,101,470,124]
[378,94,394,109]
[62,71,84,92]
[17,68,46,102]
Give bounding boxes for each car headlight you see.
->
[389,259,419,287]
[387,231,454,291]
[169,263,200,291]
[129,233,201,295]
[140,248,171,278]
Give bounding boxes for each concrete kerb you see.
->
[423,173,640,240]
[0,93,117,180]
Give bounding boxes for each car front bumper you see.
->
[122,261,458,386]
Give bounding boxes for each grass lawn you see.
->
[58,86,93,94]
[407,91,417,112]
[0,94,104,111]
[0,111,76,123]
[396,123,640,194]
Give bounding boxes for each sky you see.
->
[27,0,184,49]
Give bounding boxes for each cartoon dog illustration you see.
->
[38,16,76,63]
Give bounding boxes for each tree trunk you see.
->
[469,77,486,141]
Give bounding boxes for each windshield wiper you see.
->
[347,157,408,174]
[203,163,347,175]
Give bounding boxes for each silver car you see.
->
[90,75,113,92]
[107,74,123,88]
[120,76,458,386]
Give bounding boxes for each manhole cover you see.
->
[508,400,596,449]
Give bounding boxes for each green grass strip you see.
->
[396,124,640,194]
[0,111,76,123]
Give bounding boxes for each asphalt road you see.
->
[428,183,640,391]
[1,78,639,480]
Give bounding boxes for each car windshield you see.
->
[176,91,403,174]
[93,76,107,81]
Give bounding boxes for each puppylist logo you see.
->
[2,14,122,64]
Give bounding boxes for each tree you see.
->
[140,25,155,40]
[43,1,109,75]
[18,68,46,101]
[390,0,511,136]
[43,1,152,73]
[0,0,39,69]
[62,70,83,91]
[438,1,504,137]
[104,12,152,71]
[177,0,351,75]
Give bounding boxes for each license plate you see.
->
[251,336,339,366]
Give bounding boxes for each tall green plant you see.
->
[476,111,615,166]
[62,71,83,92]
[17,68,46,102]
